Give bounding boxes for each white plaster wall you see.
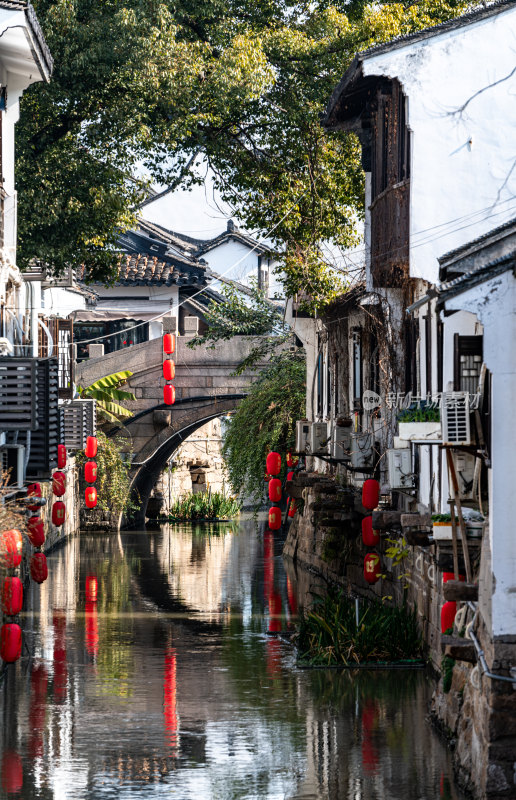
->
[363,7,516,282]
[445,271,516,637]
[43,287,86,317]
[204,238,282,297]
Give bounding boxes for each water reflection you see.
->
[0,520,466,799]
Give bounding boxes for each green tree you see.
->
[19,0,471,295]
[222,351,305,506]
[188,280,291,373]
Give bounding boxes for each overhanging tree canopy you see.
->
[19,1,471,295]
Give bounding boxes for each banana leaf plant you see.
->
[77,370,136,424]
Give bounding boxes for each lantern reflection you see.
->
[29,663,48,759]
[53,612,68,704]
[1,751,23,795]
[85,601,99,657]
[361,700,379,775]
[164,647,179,750]
[263,530,274,600]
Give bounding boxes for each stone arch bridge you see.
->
[75,336,263,525]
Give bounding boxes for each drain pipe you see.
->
[466,603,516,687]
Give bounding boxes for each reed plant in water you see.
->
[166,489,241,521]
[296,589,423,666]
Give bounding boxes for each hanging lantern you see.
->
[163,359,176,381]
[0,530,22,569]
[85,436,98,458]
[86,576,98,603]
[30,553,48,585]
[441,601,457,634]
[1,577,23,617]
[163,333,176,354]
[286,452,299,468]
[27,517,45,548]
[84,461,97,483]
[57,444,67,469]
[362,479,380,511]
[364,553,381,584]
[1,751,23,794]
[268,478,282,503]
[442,572,465,583]
[286,471,294,482]
[266,452,281,476]
[362,516,380,547]
[163,384,176,405]
[85,487,97,509]
[268,507,282,530]
[288,500,297,518]
[52,471,66,497]
[27,483,42,511]
[0,623,22,662]
[52,501,66,527]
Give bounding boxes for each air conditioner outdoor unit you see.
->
[442,392,471,446]
[452,451,477,501]
[310,421,329,455]
[295,420,311,453]
[350,432,373,469]
[332,426,352,460]
[0,445,25,488]
[387,448,415,489]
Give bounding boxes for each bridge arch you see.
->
[121,395,245,526]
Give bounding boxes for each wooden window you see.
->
[454,335,483,394]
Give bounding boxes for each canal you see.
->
[1,518,465,799]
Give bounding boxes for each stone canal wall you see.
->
[283,472,516,800]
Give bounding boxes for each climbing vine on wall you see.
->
[76,432,133,517]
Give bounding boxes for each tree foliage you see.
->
[221,351,305,506]
[188,280,291,373]
[78,370,136,423]
[20,0,471,293]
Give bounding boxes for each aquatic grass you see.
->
[296,589,423,666]
[166,489,241,521]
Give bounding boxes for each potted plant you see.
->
[398,404,441,441]
[432,513,456,541]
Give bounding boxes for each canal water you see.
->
[0,518,466,799]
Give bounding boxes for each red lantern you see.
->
[52,501,66,526]
[85,487,97,509]
[27,483,42,511]
[163,385,176,405]
[286,471,294,482]
[286,452,299,468]
[266,452,281,476]
[362,479,380,511]
[441,601,457,633]
[27,517,45,548]
[52,471,66,497]
[85,436,98,458]
[268,507,282,530]
[1,623,22,662]
[84,461,97,483]
[57,444,67,469]
[1,577,23,616]
[442,572,465,583]
[288,500,297,518]
[163,333,176,354]
[0,530,22,569]
[86,576,98,603]
[1,751,23,794]
[268,478,282,503]
[30,553,48,585]
[362,516,380,547]
[163,359,175,381]
[364,553,381,584]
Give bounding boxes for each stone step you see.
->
[443,581,479,602]
[441,635,477,663]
